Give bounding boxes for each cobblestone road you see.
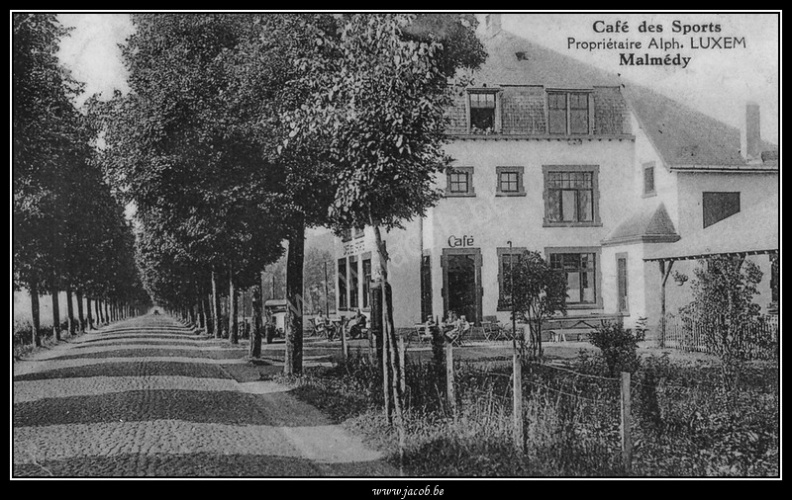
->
[13,315,396,477]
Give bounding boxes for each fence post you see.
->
[513,350,524,453]
[340,319,348,362]
[445,341,456,416]
[620,371,632,475]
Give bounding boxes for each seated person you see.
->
[445,314,469,343]
[315,312,334,339]
[349,309,367,339]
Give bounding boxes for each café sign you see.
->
[447,235,474,248]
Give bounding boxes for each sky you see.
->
[55,12,779,144]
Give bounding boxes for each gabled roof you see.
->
[466,30,778,171]
[602,202,680,246]
[644,193,779,261]
[467,31,621,88]
[622,84,778,169]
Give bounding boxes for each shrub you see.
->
[587,321,641,377]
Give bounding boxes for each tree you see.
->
[303,246,334,315]
[92,14,288,338]
[510,250,567,359]
[13,14,80,345]
[284,14,485,462]
[678,255,766,388]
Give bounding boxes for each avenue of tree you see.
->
[14,13,487,434]
[13,13,150,346]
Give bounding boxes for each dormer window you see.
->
[467,90,501,134]
[548,91,591,135]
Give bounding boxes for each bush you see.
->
[587,321,641,377]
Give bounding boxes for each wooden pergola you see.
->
[644,194,779,347]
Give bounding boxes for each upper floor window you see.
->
[548,91,590,135]
[643,163,656,196]
[496,166,526,197]
[446,166,475,197]
[468,90,501,134]
[353,227,364,239]
[703,192,740,228]
[543,166,600,225]
[341,228,352,242]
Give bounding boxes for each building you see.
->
[333,15,779,335]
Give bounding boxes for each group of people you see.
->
[422,311,470,343]
[314,309,368,340]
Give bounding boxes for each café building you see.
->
[333,15,779,335]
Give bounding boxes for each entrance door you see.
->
[442,249,482,324]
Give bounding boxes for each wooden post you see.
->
[398,330,406,401]
[513,350,524,452]
[659,260,674,349]
[340,318,348,362]
[620,371,633,475]
[445,341,456,416]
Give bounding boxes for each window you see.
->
[496,166,525,197]
[349,255,359,309]
[617,253,629,313]
[337,258,348,310]
[548,91,590,135]
[469,91,496,132]
[643,163,656,196]
[353,227,364,239]
[446,167,475,197]
[549,251,598,306]
[362,256,372,309]
[497,247,525,310]
[544,166,599,225]
[420,254,432,320]
[703,192,740,228]
[341,228,352,242]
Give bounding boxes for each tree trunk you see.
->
[30,280,41,347]
[76,291,85,332]
[104,300,111,325]
[86,297,94,330]
[284,218,305,376]
[51,286,61,341]
[66,284,75,336]
[212,269,221,338]
[229,266,238,344]
[372,221,405,467]
[94,299,101,325]
[198,291,206,331]
[250,276,263,358]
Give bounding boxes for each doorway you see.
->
[442,248,482,324]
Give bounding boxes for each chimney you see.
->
[485,13,502,37]
[740,101,761,163]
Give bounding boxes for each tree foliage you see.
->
[678,256,768,387]
[14,14,150,344]
[510,250,568,359]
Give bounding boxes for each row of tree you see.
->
[13,13,151,346]
[89,14,486,378]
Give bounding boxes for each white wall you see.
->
[675,171,779,237]
[630,112,680,231]
[427,137,636,324]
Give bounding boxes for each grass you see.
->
[276,348,779,477]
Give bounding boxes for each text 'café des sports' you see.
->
[332,14,779,338]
